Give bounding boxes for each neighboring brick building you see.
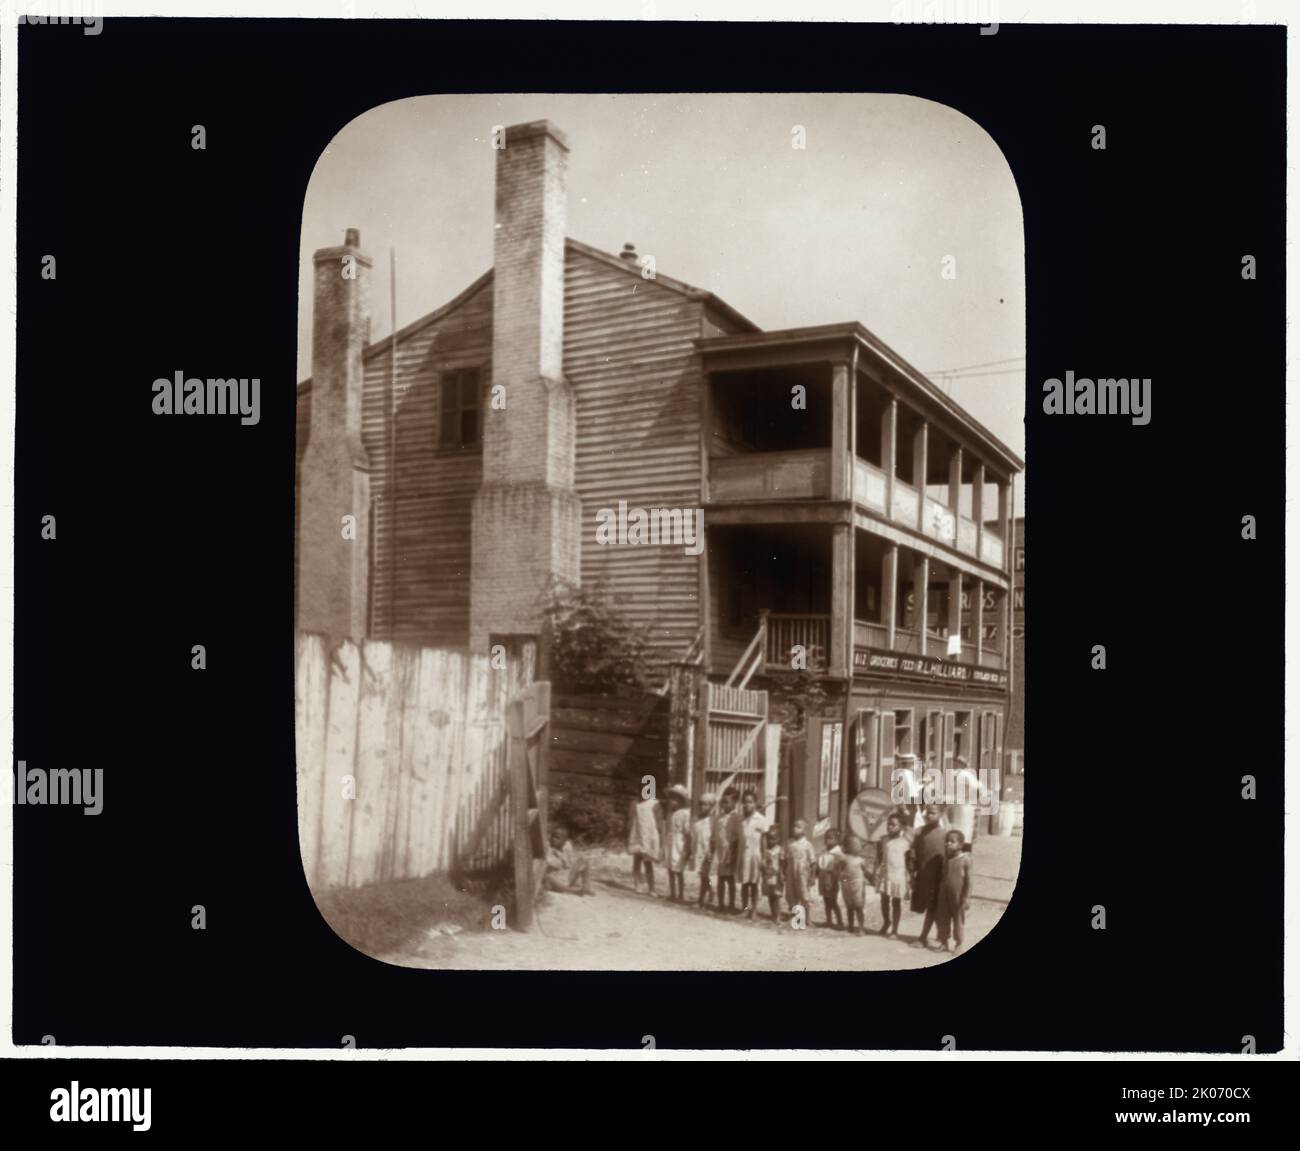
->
[297,118,1023,813]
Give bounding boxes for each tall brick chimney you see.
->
[470,120,582,650]
[298,228,372,641]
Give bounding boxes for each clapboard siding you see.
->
[298,243,750,659]
[362,276,492,647]
[565,249,707,668]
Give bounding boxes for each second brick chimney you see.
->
[298,228,372,642]
[470,120,582,650]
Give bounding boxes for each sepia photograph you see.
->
[294,93,1025,971]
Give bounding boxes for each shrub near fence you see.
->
[295,633,532,892]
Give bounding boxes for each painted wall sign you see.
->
[853,646,1009,690]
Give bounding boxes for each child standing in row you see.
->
[690,791,716,907]
[874,812,909,937]
[816,827,844,929]
[734,789,767,920]
[712,787,739,913]
[762,828,784,927]
[837,834,870,935]
[785,820,816,927]
[666,785,692,902]
[627,791,662,896]
[935,829,972,953]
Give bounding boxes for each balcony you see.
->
[957,515,977,555]
[980,531,1004,568]
[890,478,920,526]
[709,449,829,502]
[729,611,1007,680]
[853,458,888,512]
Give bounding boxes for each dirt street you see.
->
[381,832,1021,972]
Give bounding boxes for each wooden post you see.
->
[948,569,962,655]
[972,462,985,560]
[973,577,985,661]
[913,555,929,656]
[882,544,898,650]
[507,695,533,931]
[948,446,962,512]
[998,477,1012,573]
[881,395,897,517]
[693,678,711,798]
[913,418,928,530]
[830,361,851,501]
[830,524,851,677]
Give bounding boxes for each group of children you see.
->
[626,787,974,952]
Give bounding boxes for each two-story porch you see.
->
[705,522,1008,680]
[697,323,1022,683]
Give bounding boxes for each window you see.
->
[893,709,914,757]
[438,367,481,448]
[953,711,972,764]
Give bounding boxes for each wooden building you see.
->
[297,119,1023,823]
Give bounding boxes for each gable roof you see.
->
[298,239,759,391]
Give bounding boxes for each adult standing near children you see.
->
[907,804,948,948]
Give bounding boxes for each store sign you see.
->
[853,646,1009,690]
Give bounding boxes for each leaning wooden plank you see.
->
[295,633,330,893]
[317,640,362,892]
[348,641,392,888]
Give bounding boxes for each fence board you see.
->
[295,633,329,888]
[318,641,362,889]
[297,633,532,892]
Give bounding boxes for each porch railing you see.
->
[764,612,829,672]
[854,619,889,649]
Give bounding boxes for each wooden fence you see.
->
[295,633,533,891]
[548,691,671,802]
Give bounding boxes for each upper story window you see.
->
[438,367,481,449]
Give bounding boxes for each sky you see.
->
[299,93,1025,510]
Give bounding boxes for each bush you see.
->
[541,578,651,696]
[549,790,627,846]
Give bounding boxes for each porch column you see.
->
[972,462,986,560]
[998,477,1012,573]
[830,361,851,501]
[882,543,898,650]
[830,523,852,678]
[948,446,962,511]
[947,568,962,657]
[973,577,985,660]
[913,554,929,656]
[912,418,928,531]
[881,395,897,518]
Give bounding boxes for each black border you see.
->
[13,18,1285,1052]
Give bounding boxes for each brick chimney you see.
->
[470,120,582,650]
[298,228,372,641]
